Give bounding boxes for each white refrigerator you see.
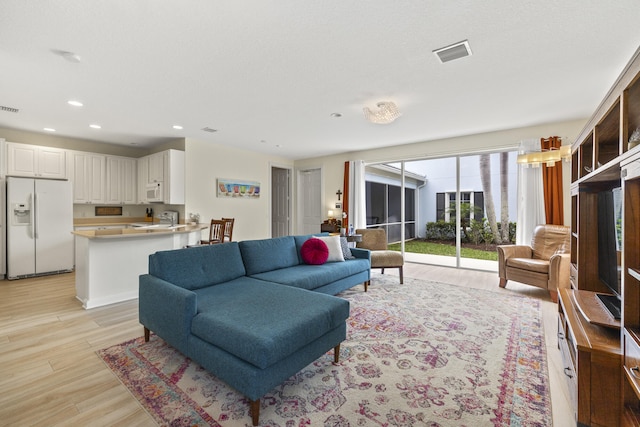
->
[6,177,74,279]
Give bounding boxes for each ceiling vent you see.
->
[0,105,19,113]
[433,40,472,63]
[201,127,218,133]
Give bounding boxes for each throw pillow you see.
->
[339,236,355,259]
[301,238,329,265]
[312,235,345,262]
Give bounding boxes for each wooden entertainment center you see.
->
[561,45,640,426]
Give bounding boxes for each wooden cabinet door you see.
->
[7,143,66,178]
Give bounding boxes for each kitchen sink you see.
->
[131,223,186,230]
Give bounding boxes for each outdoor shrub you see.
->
[425,220,456,240]
[468,219,485,245]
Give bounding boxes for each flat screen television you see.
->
[596,187,622,319]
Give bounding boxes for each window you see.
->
[436,191,484,222]
[365,181,416,243]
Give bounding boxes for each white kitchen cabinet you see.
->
[72,152,106,204]
[137,155,149,203]
[137,149,184,204]
[164,149,185,204]
[7,142,67,179]
[147,152,164,184]
[106,156,137,204]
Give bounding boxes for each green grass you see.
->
[388,240,498,261]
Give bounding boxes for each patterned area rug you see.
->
[99,274,552,426]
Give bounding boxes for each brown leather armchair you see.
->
[356,228,404,284]
[497,224,570,303]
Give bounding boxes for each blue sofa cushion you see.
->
[149,242,246,290]
[239,236,299,275]
[249,258,370,291]
[191,280,350,369]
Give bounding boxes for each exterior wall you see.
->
[414,152,519,238]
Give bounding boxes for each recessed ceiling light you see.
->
[68,100,83,107]
[173,125,183,130]
[61,51,81,63]
[89,124,101,129]
[43,127,56,132]
[330,113,342,118]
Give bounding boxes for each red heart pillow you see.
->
[300,237,329,265]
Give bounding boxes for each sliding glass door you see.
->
[364,150,518,271]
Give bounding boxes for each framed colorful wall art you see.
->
[217,178,260,198]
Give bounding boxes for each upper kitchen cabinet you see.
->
[106,156,137,205]
[72,152,106,204]
[137,149,184,204]
[164,149,185,204]
[7,142,67,179]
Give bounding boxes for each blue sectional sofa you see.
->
[138,234,370,425]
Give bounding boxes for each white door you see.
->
[34,179,74,274]
[298,168,322,235]
[271,167,291,237]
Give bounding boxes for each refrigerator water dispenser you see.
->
[12,203,31,225]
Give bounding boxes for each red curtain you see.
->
[541,136,564,225]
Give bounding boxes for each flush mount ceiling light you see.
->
[363,101,401,124]
[433,40,472,63]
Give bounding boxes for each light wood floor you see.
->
[0,264,573,426]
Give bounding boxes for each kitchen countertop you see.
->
[74,217,156,227]
[72,223,208,239]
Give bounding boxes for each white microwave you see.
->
[146,182,163,202]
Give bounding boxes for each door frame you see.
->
[270,163,293,237]
[296,166,324,235]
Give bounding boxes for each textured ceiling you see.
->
[1,1,640,159]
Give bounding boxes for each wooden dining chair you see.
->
[200,219,225,245]
[221,218,235,242]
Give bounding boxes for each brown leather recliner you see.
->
[497,224,570,303]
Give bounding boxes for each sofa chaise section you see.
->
[138,239,362,425]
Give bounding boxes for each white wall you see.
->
[184,138,293,241]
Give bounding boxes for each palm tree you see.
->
[479,154,502,244]
[446,201,483,241]
[500,152,510,243]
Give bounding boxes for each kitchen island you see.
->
[73,224,208,309]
